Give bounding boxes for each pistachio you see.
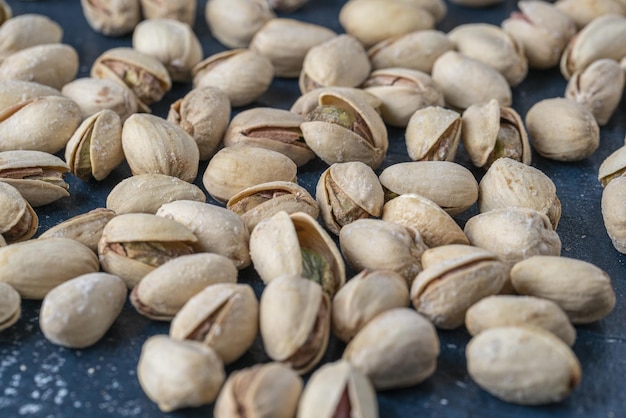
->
[0,14,62,63]
[139,0,196,26]
[291,87,382,117]
[205,0,275,49]
[0,0,10,26]
[39,208,116,253]
[80,0,141,36]
[0,182,37,244]
[0,80,61,112]
[599,145,626,187]
[404,106,462,162]
[0,282,19,332]
[555,0,626,29]
[61,77,138,121]
[602,176,626,253]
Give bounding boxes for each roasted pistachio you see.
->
[61,77,138,121]
[555,0,626,29]
[0,281,19,332]
[0,182,37,244]
[205,0,275,49]
[80,0,141,36]
[598,145,626,187]
[139,0,196,26]
[39,208,116,253]
[0,80,61,112]
[290,87,382,117]
[405,106,461,162]
[602,176,626,253]
[0,14,62,63]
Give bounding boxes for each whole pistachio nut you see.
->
[0,14,62,63]
[268,0,309,12]
[214,362,303,418]
[0,0,10,26]
[598,145,626,187]
[555,0,626,29]
[223,107,314,167]
[167,86,231,161]
[192,48,274,107]
[250,18,336,78]
[170,283,258,364]
[0,282,19,332]
[332,270,410,343]
[405,106,462,162]
[62,77,138,121]
[122,113,199,182]
[39,208,116,253]
[298,360,378,418]
[0,182,37,244]
[39,272,126,348]
[525,97,599,162]
[602,176,626,253]
[98,213,198,289]
[205,0,275,49]
[137,335,225,412]
[140,0,197,26]
[343,308,439,390]
[260,274,330,374]
[466,326,581,405]
[0,237,99,300]
[81,0,141,36]
[290,87,382,117]
[0,80,62,112]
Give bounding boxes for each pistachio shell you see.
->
[205,0,275,49]
[602,176,626,253]
[555,0,626,29]
[0,182,37,243]
[39,208,116,253]
[0,0,9,25]
[290,87,382,116]
[598,145,626,187]
[0,80,61,112]
[0,281,20,332]
[405,106,461,162]
[61,77,138,121]
[139,0,196,26]
[80,0,141,36]
[0,14,62,62]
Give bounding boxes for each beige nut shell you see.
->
[602,176,626,253]
[0,181,38,243]
[405,106,461,162]
[39,208,116,253]
[0,281,20,331]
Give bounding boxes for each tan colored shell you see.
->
[0,237,99,300]
[598,145,626,187]
[290,87,382,116]
[130,253,237,321]
[39,208,116,253]
[0,80,61,112]
[39,272,127,348]
[0,0,9,25]
[0,149,69,207]
[0,182,37,244]
[0,281,20,332]
[0,14,62,63]
[140,0,197,25]
[405,106,461,162]
[205,0,275,49]
[170,283,258,364]
[555,0,626,29]
[602,176,626,253]
[343,308,439,390]
[80,0,141,36]
[61,77,138,121]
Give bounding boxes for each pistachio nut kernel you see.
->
[0,281,20,332]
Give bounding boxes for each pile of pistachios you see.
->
[0,0,625,414]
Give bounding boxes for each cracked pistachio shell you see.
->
[130,253,237,321]
[555,0,626,29]
[122,113,199,182]
[0,238,99,300]
[0,182,37,244]
[0,150,69,207]
[525,98,599,161]
[106,174,205,214]
[339,219,427,286]
[465,295,576,346]
[250,18,336,78]
[0,80,61,112]
[205,0,275,49]
[502,1,576,70]
[39,272,126,348]
[227,180,319,233]
[137,335,225,412]
[599,145,626,187]
[170,283,258,364]
[332,270,409,343]
[0,14,62,63]
[290,87,382,116]
[202,146,297,203]
[62,77,137,122]
[565,58,625,126]
[462,99,531,169]
[98,213,198,289]
[316,161,384,235]
[156,200,250,269]
[298,360,378,418]
[379,161,478,216]
[478,158,561,229]
[299,35,371,94]
[192,49,274,107]
[405,106,461,162]
[602,176,626,253]
[214,362,302,418]
[39,208,116,253]
[467,326,581,405]
[250,211,346,297]
[81,0,140,36]
[432,51,512,110]
[223,107,314,167]
[343,308,439,390]
[410,245,508,329]
[260,274,330,374]
[140,0,197,26]
[0,282,19,331]
[65,110,124,181]
[167,86,231,161]
[363,67,444,127]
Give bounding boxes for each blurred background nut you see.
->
[39,208,116,253]
[62,77,138,121]
[602,176,626,254]
[405,106,461,162]
[139,0,197,26]
[0,0,10,25]
[0,14,62,63]
[205,0,274,49]
[555,0,626,29]
[0,182,37,244]
[80,0,141,36]
[0,281,19,332]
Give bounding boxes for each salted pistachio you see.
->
[410,245,508,329]
[343,308,439,390]
[0,14,62,63]
[156,200,251,269]
[192,49,273,107]
[332,270,409,343]
[167,86,230,161]
[368,29,454,74]
[0,282,19,331]
[140,0,196,26]
[339,219,427,286]
[227,180,319,233]
[379,161,478,216]
[298,360,378,418]
[0,150,69,207]
[170,283,258,364]
[107,174,205,214]
[250,211,345,297]
[0,80,62,112]
[214,362,302,418]
[39,208,116,253]
[0,182,37,244]
[0,0,10,26]
[290,87,382,117]
[65,110,124,181]
[565,58,625,126]
[80,0,141,36]
[62,77,138,121]
[555,0,626,29]
[122,113,199,182]
[467,326,581,405]
[449,0,503,6]
[432,51,512,110]
[502,1,577,70]
[223,107,314,166]
[91,47,172,112]
[602,176,626,253]
[362,68,444,127]
[260,274,330,374]
[98,213,198,289]
[137,335,225,412]
[205,0,275,49]
[465,295,576,346]
[0,237,99,300]
[525,97,599,161]
[39,272,126,348]
[250,18,336,78]
[599,145,626,187]
[405,106,461,162]
[299,35,371,94]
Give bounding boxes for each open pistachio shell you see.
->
[598,145,626,187]
[0,14,62,63]
[62,77,138,122]
[0,182,37,244]
[290,87,382,116]
[0,282,20,332]
[0,80,62,113]
[39,208,116,253]
[405,106,461,162]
